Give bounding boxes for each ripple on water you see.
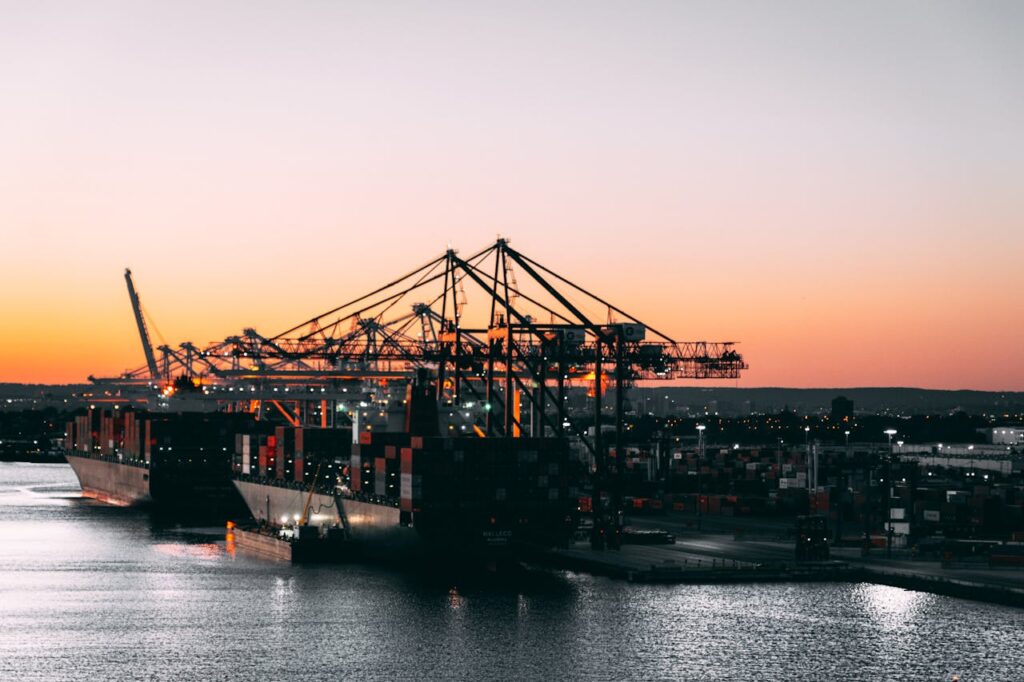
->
[0,464,1021,681]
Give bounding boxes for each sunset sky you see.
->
[1,2,1021,388]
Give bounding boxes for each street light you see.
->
[844,430,850,448]
[804,426,812,497]
[696,424,706,531]
[884,429,897,558]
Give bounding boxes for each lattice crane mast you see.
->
[124,268,160,381]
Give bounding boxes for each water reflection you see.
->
[857,583,929,630]
[447,586,465,610]
[151,542,224,561]
[0,463,1021,682]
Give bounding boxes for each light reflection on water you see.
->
[858,583,929,630]
[0,462,1021,681]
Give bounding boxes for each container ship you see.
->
[63,408,252,518]
[230,383,582,562]
[232,430,580,560]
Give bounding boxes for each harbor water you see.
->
[1,462,1021,681]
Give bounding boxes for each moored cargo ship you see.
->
[231,427,582,562]
[63,408,252,517]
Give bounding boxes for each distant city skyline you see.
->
[2,2,1021,389]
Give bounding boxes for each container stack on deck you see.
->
[233,425,350,491]
[65,409,258,464]
[350,431,412,501]
[348,431,581,550]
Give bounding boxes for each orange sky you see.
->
[1,3,1022,389]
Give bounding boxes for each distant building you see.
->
[831,395,854,422]
[979,427,1024,445]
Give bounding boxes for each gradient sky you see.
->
[1,1,1022,388]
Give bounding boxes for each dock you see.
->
[540,542,856,583]
[537,533,1024,607]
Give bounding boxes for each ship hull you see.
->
[231,478,573,564]
[232,479,423,559]
[66,454,152,507]
[66,453,248,518]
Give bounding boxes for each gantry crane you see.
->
[95,240,745,447]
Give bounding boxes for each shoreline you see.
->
[537,542,1024,608]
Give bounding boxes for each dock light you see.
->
[280,515,289,524]
[884,429,898,456]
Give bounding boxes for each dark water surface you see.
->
[1,463,1021,681]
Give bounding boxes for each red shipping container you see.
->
[400,447,414,512]
[350,451,361,492]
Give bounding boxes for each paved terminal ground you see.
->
[542,511,1024,605]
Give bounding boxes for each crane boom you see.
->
[124,268,160,380]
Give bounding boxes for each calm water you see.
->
[0,463,1021,681]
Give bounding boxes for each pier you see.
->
[538,522,1024,607]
